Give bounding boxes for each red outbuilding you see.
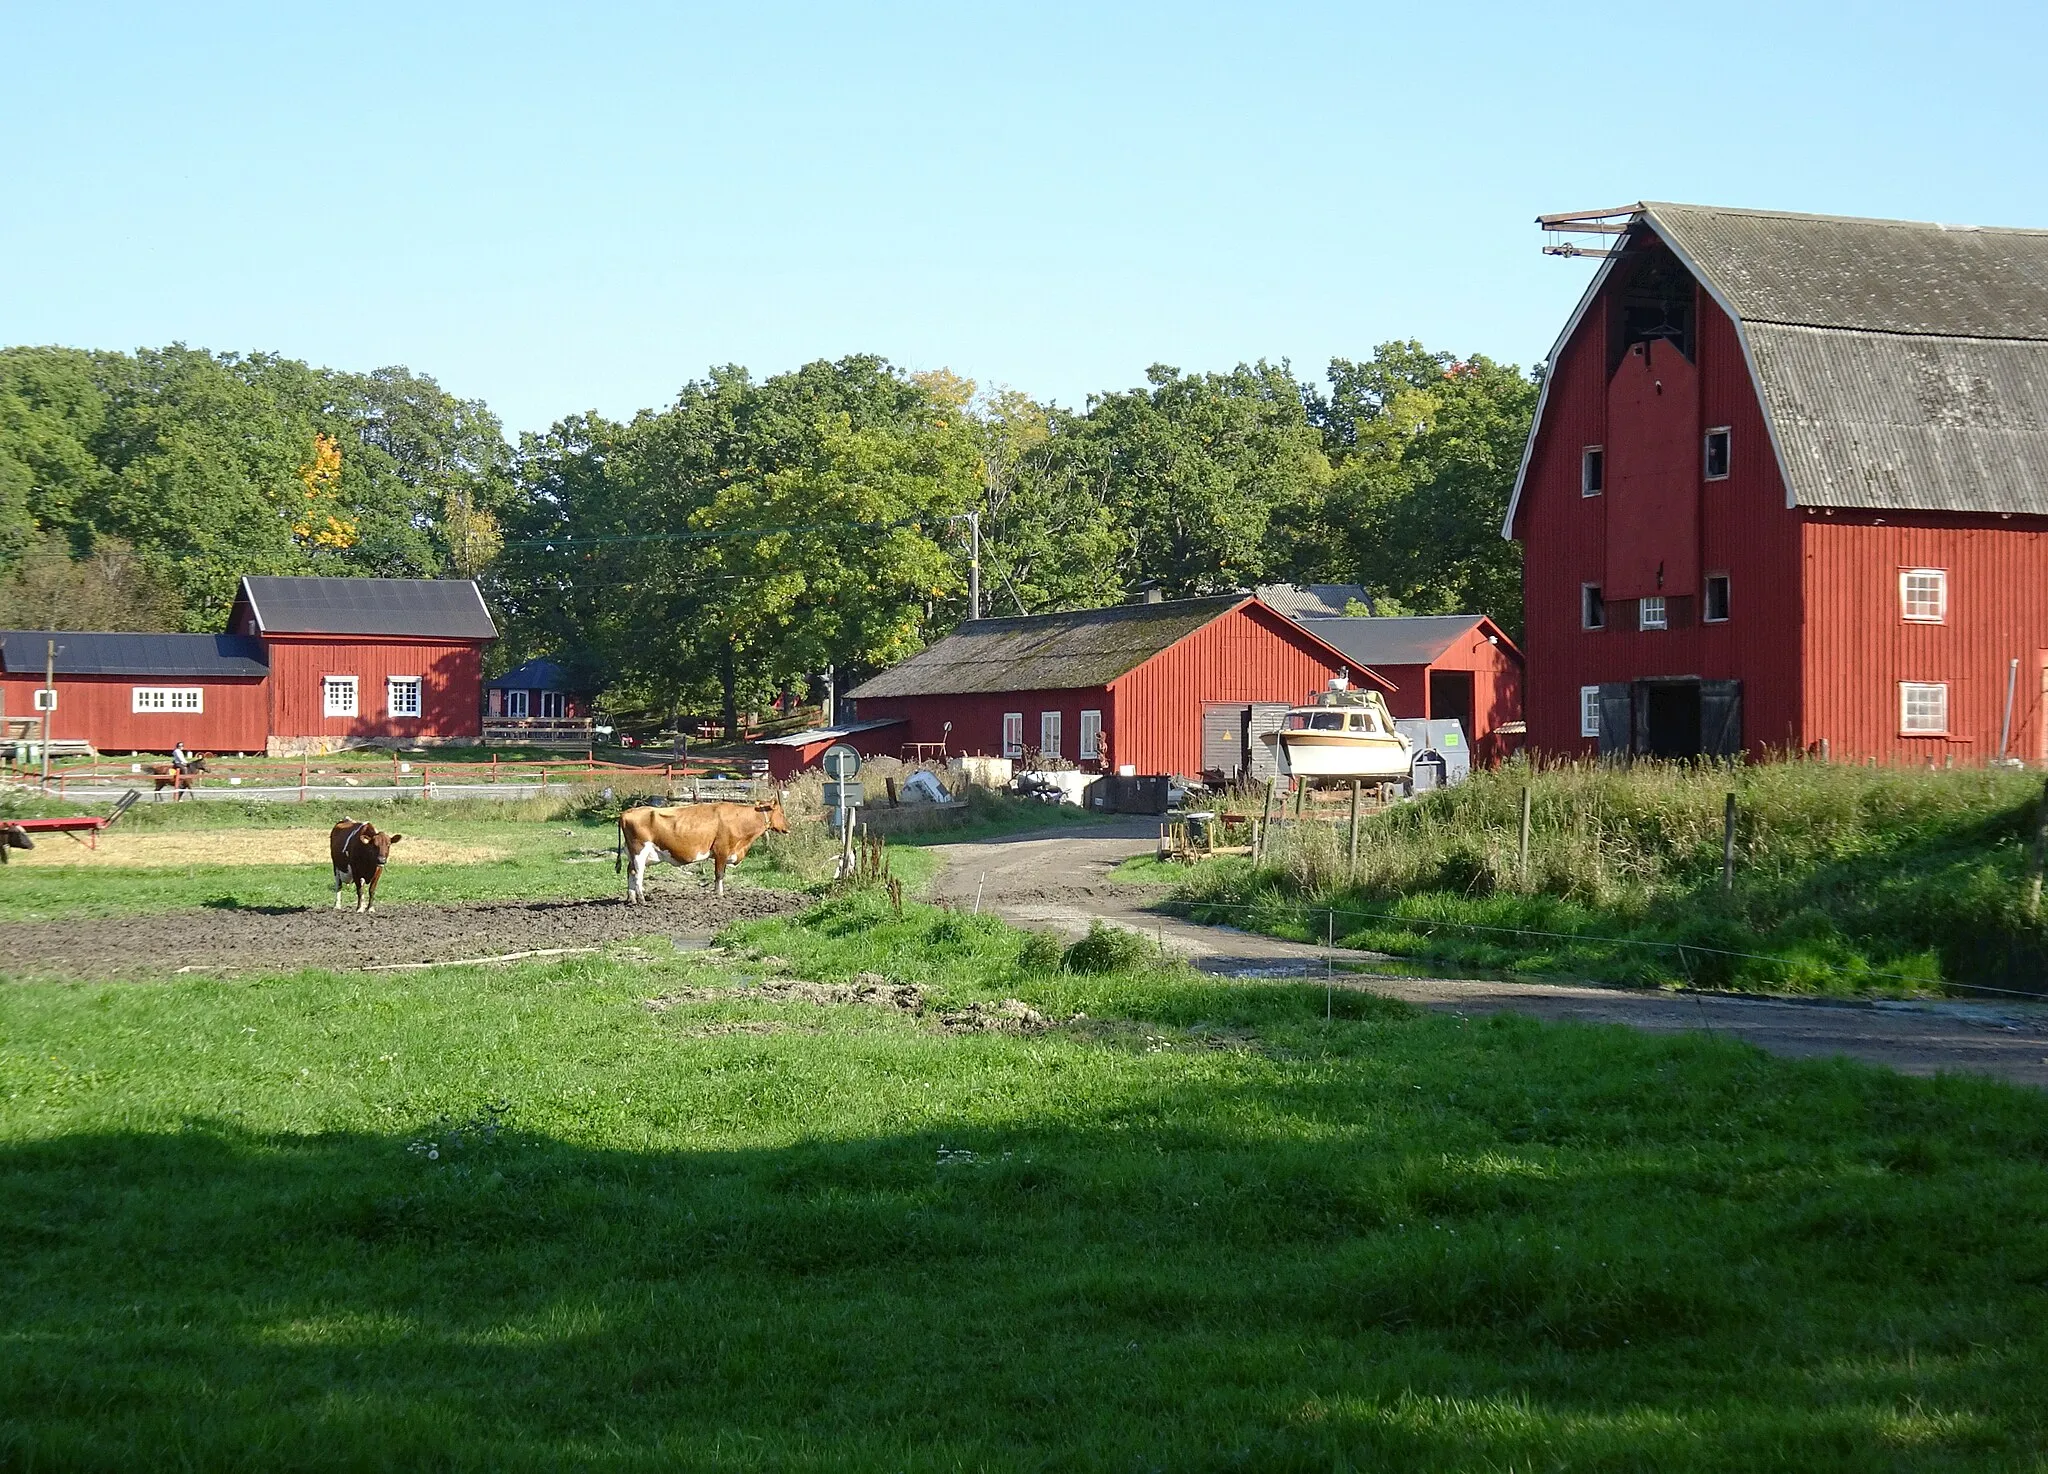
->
[844,595,1388,777]
[1507,203,2048,763]
[3,575,496,757]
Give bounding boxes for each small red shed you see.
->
[0,631,271,754]
[845,595,1387,777]
[230,576,496,755]
[1295,615,1524,764]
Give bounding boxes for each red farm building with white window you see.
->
[3,575,496,756]
[1507,203,2048,763]
[844,594,1389,777]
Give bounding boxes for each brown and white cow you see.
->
[0,822,32,863]
[616,795,788,901]
[331,818,403,912]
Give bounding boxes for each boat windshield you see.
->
[1284,712,1347,731]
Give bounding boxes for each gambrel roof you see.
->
[1506,203,2048,530]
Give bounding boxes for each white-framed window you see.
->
[539,690,565,719]
[1704,574,1731,623]
[1639,595,1668,631]
[1040,710,1062,758]
[1901,568,1947,623]
[1079,709,1102,759]
[1581,583,1605,630]
[1581,446,1604,497]
[1002,712,1023,757]
[386,676,422,718]
[1900,681,1948,735]
[323,675,358,718]
[1704,427,1731,480]
[1580,685,1602,739]
[132,687,204,714]
[504,689,529,718]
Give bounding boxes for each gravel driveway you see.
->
[925,818,2048,1089]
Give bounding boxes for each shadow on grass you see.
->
[6,1048,2048,1472]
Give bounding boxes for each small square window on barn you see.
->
[1040,710,1062,758]
[132,687,204,714]
[1704,428,1731,480]
[1580,685,1601,738]
[323,675,358,718]
[1901,568,1946,623]
[1079,709,1102,759]
[1900,681,1948,736]
[1581,583,1605,630]
[1582,446,1604,496]
[1704,574,1731,623]
[1639,595,1668,631]
[1002,712,1024,757]
[387,676,421,718]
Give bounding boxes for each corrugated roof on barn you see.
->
[236,576,498,639]
[1507,203,2048,528]
[1295,615,1520,669]
[848,596,1247,698]
[0,631,269,678]
[1252,584,1375,620]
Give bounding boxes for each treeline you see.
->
[0,341,1536,725]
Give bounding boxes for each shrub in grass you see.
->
[1061,919,1154,974]
[1017,929,1066,973]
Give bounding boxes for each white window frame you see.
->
[504,689,529,718]
[323,675,359,718]
[386,675,422,719]
[1581,445,1604,497]
[1901,568,1947,624]
[1581,583,1605,631]
[1580,685,1601,739]
[1079,708,1102,759]
[1900,681,1948,736]
[1040,710,1062,758]
[132,686,204,714]
[1704,427,1732,481]
[1001,712,1024,758]
[538,690,565,719]
[1639,595,1667,631]
[1703,573,1731,624]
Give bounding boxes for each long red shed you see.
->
[844,595,1387,776]
[1507,203,2048,763]
[1,632,270,754]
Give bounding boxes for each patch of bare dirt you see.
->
[6,830,510,869]
[647,971,1054,1035]
[0,888,798,980]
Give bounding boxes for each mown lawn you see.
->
[4,888,2047,1470]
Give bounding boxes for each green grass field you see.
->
[6,805,2048,1468]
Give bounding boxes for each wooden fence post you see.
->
[1519,784,1532,882]
[1348,779,1361,877]
[1722,792,1737,895]
[2028,776,2048,921]
[1256,779,1277,864]
[299,757,307,803]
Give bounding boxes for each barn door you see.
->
[1201,703,1247,779]
[1597,684,1632,757]
[1700,680,1743,758]
[1247,703,1289,782]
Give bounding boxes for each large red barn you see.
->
[1507,203,2048,763]
[845,595,1388,776]
[3,575,496,756]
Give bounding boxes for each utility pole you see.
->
[41,639,56,788]
[969,508,980,621]
[822,664,835,729]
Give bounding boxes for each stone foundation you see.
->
[265,735,482,757]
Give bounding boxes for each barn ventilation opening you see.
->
[1609,241,1696,370]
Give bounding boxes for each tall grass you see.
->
[1174,758,2048,995]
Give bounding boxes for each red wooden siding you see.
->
[1606,338,1700,599]
[1518,260,1805,756]
[1802,511,2048,763]
[263,637,483,741]
[1371,633,1522,762]
[0,674,269,754]
[1108,603,1349,774]
[850,688,1113,764]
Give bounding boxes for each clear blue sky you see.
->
[6,1,2044,436]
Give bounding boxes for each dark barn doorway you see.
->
[1642,681,1702,758]
[1427,670,1475,738]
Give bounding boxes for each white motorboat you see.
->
[1260,677,1413,782]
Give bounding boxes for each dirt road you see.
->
[926,818,2048,1090]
